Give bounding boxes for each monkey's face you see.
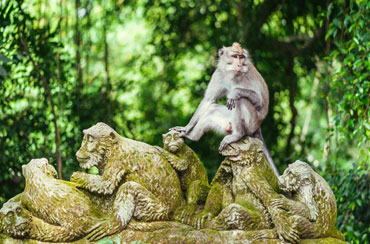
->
[22,158,58,180]
[218,42,250,75]
[0,201,31,238]
[278,161,312,192]
[163,130,184,153]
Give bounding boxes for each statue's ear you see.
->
[109,132,118,143]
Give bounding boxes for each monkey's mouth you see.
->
[169,145,179,152]
[77,156,90,162]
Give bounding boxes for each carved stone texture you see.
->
[159,130,210,225]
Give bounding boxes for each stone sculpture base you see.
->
[1,221,347,244]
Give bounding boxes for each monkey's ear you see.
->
[218,48,224,57]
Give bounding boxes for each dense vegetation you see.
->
[0,0,369,243]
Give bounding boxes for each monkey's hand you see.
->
[226,98,236,110]
[270,196,290,211]
[70,171,86,187]
[170,126,192,135]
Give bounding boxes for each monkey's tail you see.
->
[253,128,280,177]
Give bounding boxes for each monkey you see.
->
[171,42,279,176]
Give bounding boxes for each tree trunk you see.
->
[285,56,297,158]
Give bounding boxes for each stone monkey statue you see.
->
[271,161,345,242]
[158,130,210,225]
[171,42,279,176]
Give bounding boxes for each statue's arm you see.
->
[29,216,82,242]
[242,168,299,243]
[271,196,311,220]
[165,151,189,171]
[71,160,125,195]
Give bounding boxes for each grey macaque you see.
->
[171,42,279,176]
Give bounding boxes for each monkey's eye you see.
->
[6,211,14,219]
[16,207,22,214]
[239,55,245,59]
[87,135,94,142]
[231,54,238,58]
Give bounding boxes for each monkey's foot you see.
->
[174,204,197,226]
[219,139,231,152]
[86,219,121,241]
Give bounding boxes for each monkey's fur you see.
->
[271,161,344,242]
[160,130,210,224]
[171,42,279,176]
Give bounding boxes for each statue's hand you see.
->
[275,214,300,244]
[70,172,86,187]
[174,204,197,225]
[271,197,290,210]
[193,211,214,230]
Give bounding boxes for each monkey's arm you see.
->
[71,160,125,195]
[227,88,262,110]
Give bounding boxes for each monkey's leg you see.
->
[114,181,169,228]
[187,180,210,205]
[185,104,231,141]
[175,180,210,225]
[193,182,224,229]
[208,203,270,231]
[219,100,258,151]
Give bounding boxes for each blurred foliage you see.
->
[0,0,369,243]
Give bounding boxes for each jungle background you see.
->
[0,0,369,243]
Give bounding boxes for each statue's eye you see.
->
[16,207,22,214]
[7,211,14,219]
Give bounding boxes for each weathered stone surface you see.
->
[1,226,348,244]
[0,123,347,244]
